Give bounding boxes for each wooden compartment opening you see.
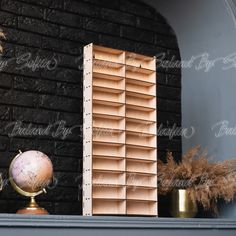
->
[93,101,125,117]
[93,186,126,199]
[126,91,156,109]
[126,187,157,201]
[93,199,126,215]
[93,74,125,90]
[93,171,125,185]
[93,86,125,103]
[126,173,157,188]
[93,45,125,64]
[93,129,125,144]
[93,157,125,172]
[125,52,155,70]
[93,116,125,130]
[126,118,156,134]
[126,159,157,174]
[126,78,156,96]
[93,143,125,157]
[93,59,125,77]
[126,106,156,121]
[126,65,155,83]
[126,146,156,161]
[126,201,157,215]
[126,132,156,148]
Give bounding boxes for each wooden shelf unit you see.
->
[83,43,157,216]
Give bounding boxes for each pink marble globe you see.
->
[10,150,53,193]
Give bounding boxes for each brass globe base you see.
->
[17,197,49,215]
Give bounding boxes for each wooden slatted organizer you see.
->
[83,44,157,216]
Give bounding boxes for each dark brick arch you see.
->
[0,0,181,215]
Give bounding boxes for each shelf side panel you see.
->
[83,43,93,216]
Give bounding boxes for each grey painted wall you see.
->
[144,0,236,217]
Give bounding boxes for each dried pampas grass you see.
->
[158,146,236,215]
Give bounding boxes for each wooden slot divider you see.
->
[126,130,156,138]
[93,99,125,106]
[93,155,125,160]
[93,127,125,133]
[126,104,156,113]
[93,169,125,174]
[126,117,156,124]
[125,77,155,86]
[126,90,155,99]
[126,65,156,75]
[93,113,125,120]
[93,84,125,92]
[93,72,125,81]
[93,95,124,105]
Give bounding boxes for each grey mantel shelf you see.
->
[0,214,235,228]
[0,214,235,236]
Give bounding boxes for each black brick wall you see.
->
[0,0,181,215]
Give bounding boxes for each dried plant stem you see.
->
[158,146,236,215]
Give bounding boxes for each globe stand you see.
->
[17,196,49,215]
[9,150,53,215]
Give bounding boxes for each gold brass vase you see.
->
[170,189,198,218]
